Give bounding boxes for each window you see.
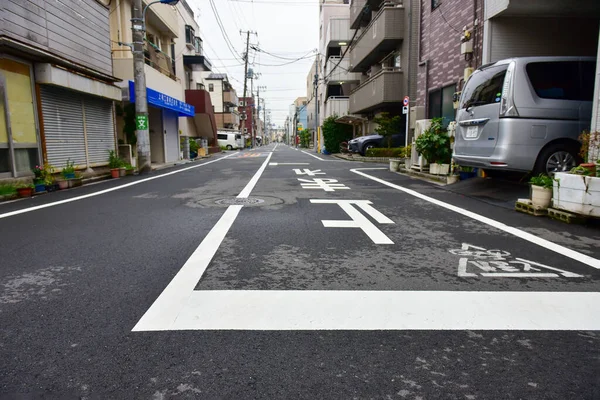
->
[208,83,214,92]
[185,25,195,44]
[428,84,456,126]
[581,61,596,101]
[197,83,205,90]
[432,0,441,9]
[194,37,203,54]
[460,64,508,109]
[240,100,245,106]
[526,61,585,101]
[217,134,227,140]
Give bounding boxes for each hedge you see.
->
[365,147,406,158]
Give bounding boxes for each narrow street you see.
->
[1,144,599,399]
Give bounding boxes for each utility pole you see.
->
[313,53,320,153]
[257,85,266,147]
[131,0,151,173]
[240,30,257,148]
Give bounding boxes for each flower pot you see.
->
[553,172,600,217]
[68,178,83,188]
[126,169,134,176]
[404,159,412,170]
[531,185,552,208]
[17,187,33,198]
[389,159,401,172]
[437,163,450,175]
[429,163,439,175]
[64,172,75,180]
[459,171,476,180]
[34,183,46,193]
[580,162,596,176]
[119,167,126,177]
[57,180,69,190]
[111,168,120,179]
[447,175,460,184]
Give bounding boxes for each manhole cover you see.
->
[215,197,265,205]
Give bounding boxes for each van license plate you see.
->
[466,126,478,138]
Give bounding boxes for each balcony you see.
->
[349,6,405,72]
[326,18,352,47]
[143,0,178,37]
[324,97,351,119]
[349,68,404,114]
[185,89,217,143]
[183,55,212,71]
[223,90,238,106]
[325,57,361,84]
[144,43,176,80]
[215,111,240,129]
[350,0,367,29]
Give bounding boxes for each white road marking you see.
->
[165,290,600,331]
[311,199,394,244]
[293,169,325,176]
[237,152,273,198]
[299,178,350,192]
[133,153,273,331]
[352,168,600,270]
[301,150,324,160]
[0,153,238,220]
[269,163,310,166]
[273,143,279,151]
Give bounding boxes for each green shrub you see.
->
[189,139,200,153]
[0,183,17,196]
[365,147,406,158]
[373,112,402,148]
[415,118,451,164]
[322,115,353,153]
[529,173,553,189]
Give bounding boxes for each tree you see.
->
[373,112,402,148]
[299,129,311,148]
[322,115,353,153]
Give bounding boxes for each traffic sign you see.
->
[403,96,409,106]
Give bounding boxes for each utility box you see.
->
[409,106,425,130]
[460,41,473,55]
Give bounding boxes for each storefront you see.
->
[35,63,122,171]
[0,58,41,178]
[126,81,194,164]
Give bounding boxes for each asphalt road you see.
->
[1,143,599,399]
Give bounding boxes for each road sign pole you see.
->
[403,96,410,149]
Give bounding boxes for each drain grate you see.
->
[215,197,265,205]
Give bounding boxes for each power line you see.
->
[208,0,245,62]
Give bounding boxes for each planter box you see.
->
[553,172,600,217]
[389,159,401,172]
[429,163,439,175]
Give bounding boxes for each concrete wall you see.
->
[3,0,112,76]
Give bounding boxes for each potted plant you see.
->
[578,130,599,175]
[57,178,69,190]
[415,118,452,175]
[16,182,34,198]
[529,173,553,208]
[125,163,135,176]
[62,160,76,180]
[459,166,477,180]
[69,172,83,188]
[553,166,600,217]
[108,150,122,178]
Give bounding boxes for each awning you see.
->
[35,63,122,101]
[336,114,366,125]
[128,81,195,117]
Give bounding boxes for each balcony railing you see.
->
[144,43,176,80]
[326,18,352,47]
[349,6,405,72]
[325,57,361,83]
[350,0,367,29]
[349,68,404,113]
[325,97,351,119]
[223,90,238,106]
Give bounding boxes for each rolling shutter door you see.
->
[40,85,86,168]
[84,96,115,165]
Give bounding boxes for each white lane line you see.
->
[133,153,274,331]
[170,290,600,331]
[0,153,238,220]
[237,152,273,198]
[273,143,279,151]
[351,168,600,270]
[301,150,324,160]
[269,163,310,166]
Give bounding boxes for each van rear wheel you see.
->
[226,145,233,150]
[534,144,578,175]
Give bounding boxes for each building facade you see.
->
[1,0,121,178]
[205,74,240,132]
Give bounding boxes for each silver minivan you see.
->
[454,56,596,174]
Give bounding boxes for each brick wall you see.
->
[417,0,484,113]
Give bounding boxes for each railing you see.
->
[325,96,350,119]
[326,18,351,46]
[349,67,404,113]
[325,57,361,83]
[144,43,176,80]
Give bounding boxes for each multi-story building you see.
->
[239,96,254,144]
[1,0,121,178]
[347,0,419,136]
[205,74,240,132]
[110,0,198,165]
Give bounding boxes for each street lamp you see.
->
[131,0,179,173]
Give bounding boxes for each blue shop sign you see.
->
[128,81,194,117]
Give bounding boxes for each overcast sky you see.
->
[188,0,319,127]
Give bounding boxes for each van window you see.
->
[526,61,580,100]
[235,134,241,139]
[460,64,507,109]
[581,61,596,101]
[217,134,227,140]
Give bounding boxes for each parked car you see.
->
[217,132,242,150]
[348,133,406,156]
[454,56,596,174]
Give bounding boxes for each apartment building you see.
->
[110,0,196,165]
[205,74,240,132]
[239,96,254,144]
[347,0,419,136]
[1,0,121,178]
